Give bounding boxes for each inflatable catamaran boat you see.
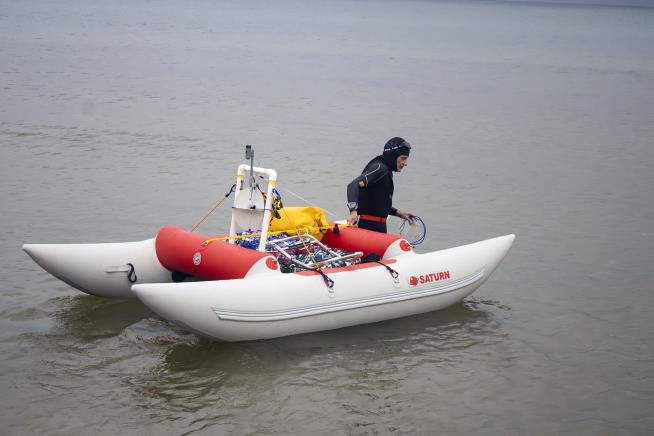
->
[23,148,515,341]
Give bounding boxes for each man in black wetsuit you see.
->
[346,137,416,233]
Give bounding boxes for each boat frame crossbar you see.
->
[267,234,363,271]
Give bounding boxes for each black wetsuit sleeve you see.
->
[346,161,389,212]
[389,207,398,216]
[346,179,360,212]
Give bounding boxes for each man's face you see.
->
[396,155,409,172]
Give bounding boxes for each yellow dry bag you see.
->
[270,206,329,240]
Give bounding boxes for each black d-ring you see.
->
[126,263,137,283]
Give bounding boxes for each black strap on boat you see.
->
[374,261,399,282]
[126,263,137,283]
[317,269,335,289]
[290,260,334,289]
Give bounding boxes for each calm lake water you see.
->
[1,0,653,434]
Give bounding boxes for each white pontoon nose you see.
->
[23,239,171,299]
[483,233,515,274]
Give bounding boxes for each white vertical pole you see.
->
[257,170,277,252]
[228,172,245,244]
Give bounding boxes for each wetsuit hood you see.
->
[382,137,411,171]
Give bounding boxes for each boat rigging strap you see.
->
[318,269,335,289]
[275,257,334,289]
[293,262,335,289]
[373,261,399,283]
[190,184,237,232]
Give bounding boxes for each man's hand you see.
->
[396,210,416,224]
[347,210,359,226]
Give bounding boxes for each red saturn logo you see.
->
[410,271,451,286]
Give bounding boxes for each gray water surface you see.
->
[1,0,653,434]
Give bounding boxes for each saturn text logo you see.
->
[409,270,451,286]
